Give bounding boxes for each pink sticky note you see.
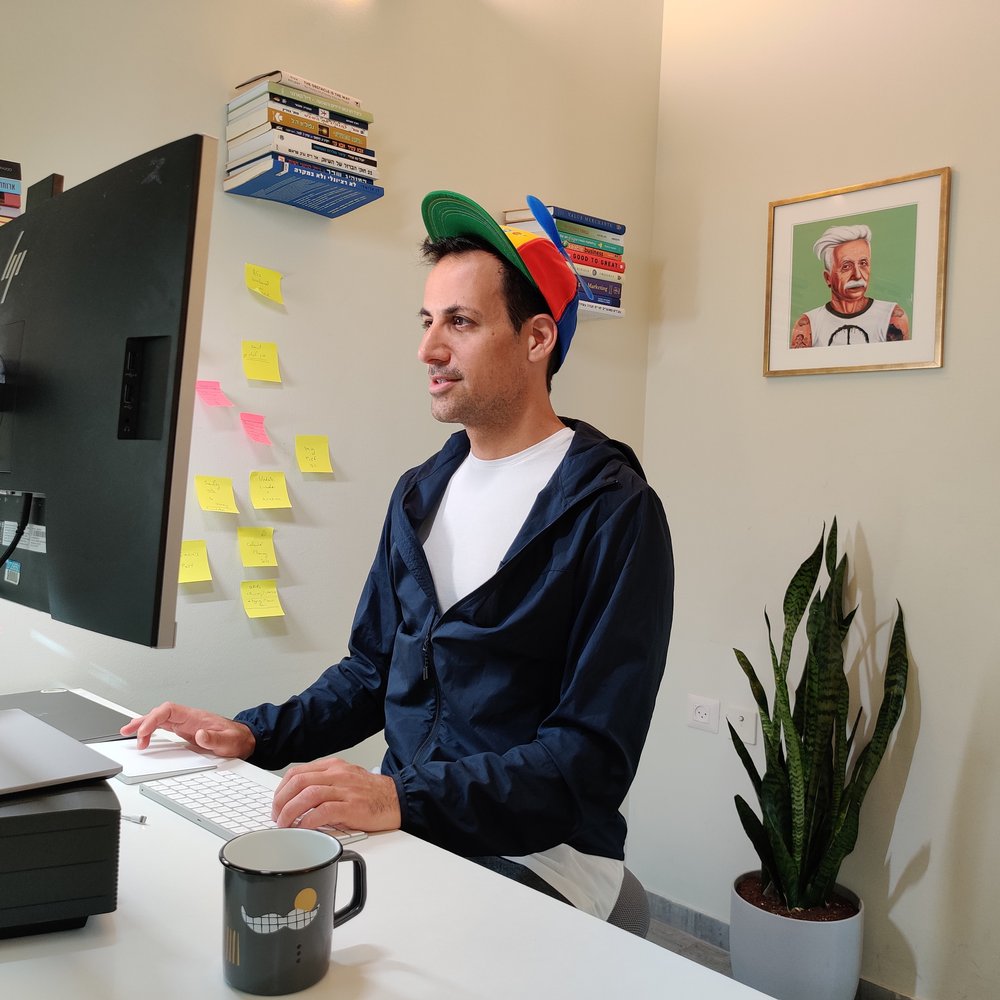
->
[196,380,234,407]
[240,412,272,445]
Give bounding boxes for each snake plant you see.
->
[730,519,908,911]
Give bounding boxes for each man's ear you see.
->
[525,313,559,366]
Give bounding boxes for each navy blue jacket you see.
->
[236,419,673,861]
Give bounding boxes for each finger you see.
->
[275,784,342,829]
[272,759,347,813]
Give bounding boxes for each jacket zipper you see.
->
[410,477,621,765]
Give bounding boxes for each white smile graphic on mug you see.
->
[241,888,320,934]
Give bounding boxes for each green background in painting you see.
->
[788,204,918,344]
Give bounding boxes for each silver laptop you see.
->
[0,689,134,743]
[0,709,122,796]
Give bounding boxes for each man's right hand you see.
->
[120,702,256,758]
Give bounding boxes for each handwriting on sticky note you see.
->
[179,540,212,583]
[240,412,272,445]
[249,470,292,509]
[238,526,277,567]
[242,341,281,382]
[195,380,234,407]
[295,435,334,474]
[194,475,239,513]
[245,263,284,304]
[241,579,285,619]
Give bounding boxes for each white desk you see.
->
[0,696,767,998]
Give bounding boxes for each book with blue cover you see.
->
[224,154,384,219]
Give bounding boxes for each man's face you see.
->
[417,251,531,432]
[825,239,871,304]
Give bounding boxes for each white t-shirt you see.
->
[420,428,573,610]
[419,427,625,919]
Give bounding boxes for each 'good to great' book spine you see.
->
[567,246,625,272]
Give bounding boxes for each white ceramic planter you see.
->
[729,872,863,1000]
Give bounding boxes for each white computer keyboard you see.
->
[138,767,367,844]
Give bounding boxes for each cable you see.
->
[0,491,33,569]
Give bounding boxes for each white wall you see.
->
[0,0,662,772]
[631,4,1000,1000]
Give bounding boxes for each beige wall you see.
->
[631,3,1000,999]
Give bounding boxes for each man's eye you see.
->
[452,316,468,327]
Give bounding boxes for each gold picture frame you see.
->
[764,168,951,377]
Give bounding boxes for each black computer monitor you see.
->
[0,134,215,647]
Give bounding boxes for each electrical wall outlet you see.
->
[687,694,720,733]
[726,704,758,745]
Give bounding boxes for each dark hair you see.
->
[421,234,558,389]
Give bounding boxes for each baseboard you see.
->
[645,890,913,1000]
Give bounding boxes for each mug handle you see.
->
[333,849,367,927]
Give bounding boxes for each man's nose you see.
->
[417,321,448,365]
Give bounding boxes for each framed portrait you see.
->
[764,168,951,377]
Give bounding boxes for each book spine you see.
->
[554,218,624,247]
[271,117,368,151]
[580,275,622,300]
[584,292,622,307]
[567,247,626,272]
[225,154,377,191]
[563,241,622,267]
[579,300,624,318]
[0,159,21,181]
[0,191,22,208]
[283,158,376,186]
[549,206,625,235]
[573,263,624,284]
[271,132,379,179]
[270,81,373,123]
[276,72,362,108]
[558,231,623,256]
[264,96,368,134]
[270,119,374,159]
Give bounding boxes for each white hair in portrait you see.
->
[813,224,873,271]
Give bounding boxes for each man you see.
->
[123,191,673,919]
[790,224,910,347]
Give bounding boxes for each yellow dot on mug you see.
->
[294,888,318,911]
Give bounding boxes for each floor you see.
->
[645,918,733,978]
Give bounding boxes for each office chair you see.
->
[607,867,650,938]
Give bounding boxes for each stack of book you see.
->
[223,70,384,220]
[0,159,23,226]
[501,204,626,318]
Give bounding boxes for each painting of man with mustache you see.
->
[790,223,911,348]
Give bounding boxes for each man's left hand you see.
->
[271,758,401,833]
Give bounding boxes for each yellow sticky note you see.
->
[238,526,278,568]
[240,579,285,619]
[249,470,292,509]
[242,341,281,382]
[179,540,212,583]
[295,435,334,474]
[195,475,239,513]
[245,263,284,304]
